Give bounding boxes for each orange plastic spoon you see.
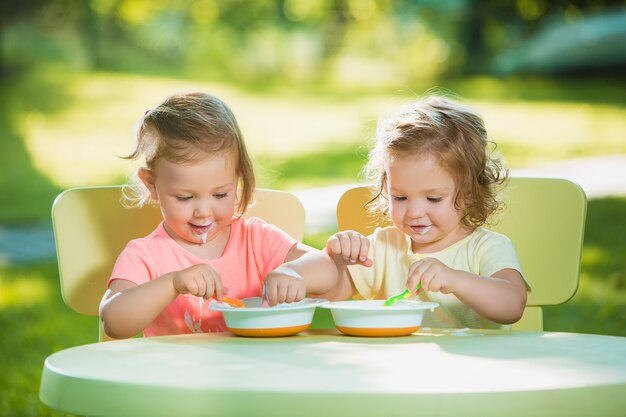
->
[215,296,245,308]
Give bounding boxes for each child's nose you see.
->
[407,200,425,218]
[194,200,213,218]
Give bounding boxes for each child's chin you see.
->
[409,233,434,247]
[171,231,201,245]
[189,235,206,244]
[408,228,430,238]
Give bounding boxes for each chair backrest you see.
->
[52,186,305,340]
[336,177,587,331]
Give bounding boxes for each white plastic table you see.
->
[40,329,626,417]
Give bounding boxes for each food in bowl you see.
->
[209,297,329,337]
[319,299,438,337]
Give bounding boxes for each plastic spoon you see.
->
[383,284,422,307]
[213,296,245,308]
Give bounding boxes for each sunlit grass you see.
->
[0,263,97,417]
[19,71,383,188]
[258,143,370,189]
[544,272,626,336]
[581,245,612,273]
[16,71,626,191]
[477,100,626,166]
[0,276,49,309]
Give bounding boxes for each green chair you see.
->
[52,186,305,341]
[335,177,587,331]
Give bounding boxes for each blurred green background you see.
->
[1,1,625,416]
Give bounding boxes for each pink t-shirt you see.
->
[108,217,297,336]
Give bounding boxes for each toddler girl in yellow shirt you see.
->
[324,95,529,329]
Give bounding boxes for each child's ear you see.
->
[138,168,158,201]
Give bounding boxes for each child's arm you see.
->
[99,264,224,338]
[312,230,373,301]
[407,258,527,324]
[326,231,373,268]
[263,230,374,305]
[263,243,343,305]
[323,231,373,300]
[264,229,375,305]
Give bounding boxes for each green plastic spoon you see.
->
[383,284,422,307]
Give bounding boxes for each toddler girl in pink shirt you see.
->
[99,92,336,338]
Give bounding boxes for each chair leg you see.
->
[511,307,543,331]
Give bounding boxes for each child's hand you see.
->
[172,264,225,300]
[407,258,458,294]
[263,266,306,306]
[326,231,373,267]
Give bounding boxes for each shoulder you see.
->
[122,223,163,252]
[468,227,518,260]
[233,216,282,235]
[119,222,184,264]
[370,226,409,252]
[232,216,296,244]
[371,225,404,240]
[472,227,514,246]
[470,227,524,279]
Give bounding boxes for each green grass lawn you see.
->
[2,69,626,222]
[0,263,98,417]
[1,69,625,416]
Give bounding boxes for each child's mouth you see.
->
[191,223,214,241]
[409,225,432,235]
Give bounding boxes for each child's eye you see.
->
[176,196,192,201]
[213,192,228,199]
[391,195,406,202]
[427,197,443,202]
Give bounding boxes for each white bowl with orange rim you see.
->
[319,300,439,337]
[209,297,328,337]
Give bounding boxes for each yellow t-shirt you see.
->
[347,226,527,329]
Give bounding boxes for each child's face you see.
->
[385,153,469,253]
[141,151,238,246]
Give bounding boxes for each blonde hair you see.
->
[365,95,507,228]
[123,92,255,216]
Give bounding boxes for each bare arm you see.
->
[290,230,376,302]
[248,227,378,305]
[407,259,527,324]
[286,242,356,300]
[263,243,337,305]
[316,249,358,300]
[99,275,179,339]
[454,268,527,324]
[322,231,373,300]
[100,264,225,339]
[263,240,361,305]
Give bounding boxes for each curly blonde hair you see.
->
[122,92,255,216]
[365,95,507,228]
